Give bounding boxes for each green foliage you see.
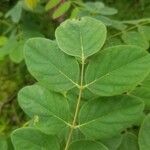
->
[11,127,60,150]
[10,17,150,149]
[55,17,106,58]
[53,1,71,19]
[45,0,61,11]
[85,45,150,96]
[131,74,150,110]
[68,140,108,150]
[84,1,118,16]
[122,31,149,49]
[139,114,150,150]
[5,1,23,23]
[2,0,148,64]
[24,39,79,91]
[117,133,138,150]
[0,0,150,149]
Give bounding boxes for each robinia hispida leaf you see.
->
[11,17,150,150]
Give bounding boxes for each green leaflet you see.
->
[104,37,123,48]
[53,1,71,19]
[9,40,25,63]
[45,0,60,11]
[0,36,17,60]
[24,38,80,92]
[131,87,150,109]
[78,95,144,139]
[98,7,118,15]
[94,15,127,31]
[5,1,22,23]
[117,133,139,150]
[68,140,108,150]
[139,114,150,150]
[18,84,71,135]
[85,2,105,13]
[55,17,107,58]
[138,26,150,41]
[100,135,122,150]
[84,2,117,16]
[70,7,80,18]
[131,74,150,109]
[11,127,60,150]
[122,31,149,49]
[85,45,150,96]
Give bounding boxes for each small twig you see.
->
[108,20,150,40]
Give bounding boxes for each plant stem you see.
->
[108,21,150,40]
[64,56,85,150]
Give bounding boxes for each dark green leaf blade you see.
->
[45,0,60,11]
[122,31,149,49]
[56,17,107,58]
[5,1,22,23]
[139,114,150,150]
[24,37,80,92]
[11,127,60,150]
[18,84,71,135]
[117,133,139,150]
[69,140,108,150]
[78,95,144,139]
[85,45,150,96]
[100,135,122,150]
[138,26,150,41]
[53,1,71,19]
[131,74,150,110]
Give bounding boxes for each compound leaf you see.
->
[85,45,150,96]
[11,128,60,150]
[78,95,144,139]
[56,17,107,58]
[24,37,80,92]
